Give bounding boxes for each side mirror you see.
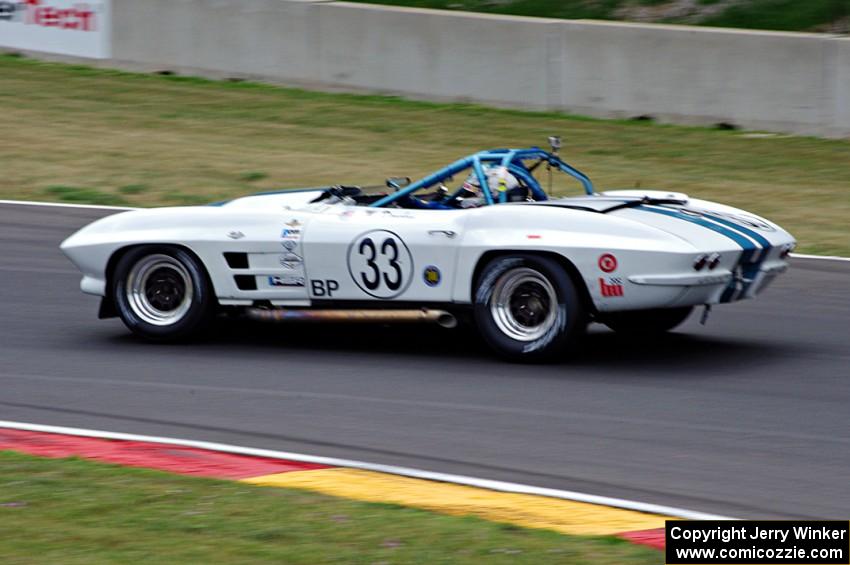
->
[386,177,411,191]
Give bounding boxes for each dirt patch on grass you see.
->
[614,0,734,24]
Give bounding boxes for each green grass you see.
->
[44,185,130,206]
[699,0,850,31]
[0,452,660,564]
[0,53,848,255]
[117,183,150,195]
[239,171,269,182]
[345,0,850,32]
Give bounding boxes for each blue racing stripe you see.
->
[720,247,754,303]
[697,212,772,250]
[636,205,758,252]
[636,205,764,303]
[690,211,773,299]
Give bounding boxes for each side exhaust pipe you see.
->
[246,307,458,329]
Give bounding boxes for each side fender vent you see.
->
[224,252,249,269]
[234,275,257,291]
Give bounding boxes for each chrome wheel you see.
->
[125,254,194,326]
[490,267,558,342]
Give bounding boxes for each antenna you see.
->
[546,136,561,196]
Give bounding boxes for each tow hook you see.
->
[700,304,712,325]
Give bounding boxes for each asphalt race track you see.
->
[2,203,849,519]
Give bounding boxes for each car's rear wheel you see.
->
[600,306,693,335]
[113,246,215,341]
[473,254,586,361]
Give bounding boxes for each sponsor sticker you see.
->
[279,253,302,269]
[598,253,618,273]
[311,279,339,297]
[281,228,301,239]
[268,275,304,288]
[599,277,624,297]
[423,265,441,287]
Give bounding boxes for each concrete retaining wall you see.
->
[112,0,321,82]
[17,0,850,137]
[835,39,850,135]
[556,22,847,137]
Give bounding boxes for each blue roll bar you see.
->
[369,147,594,208]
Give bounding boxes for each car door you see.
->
[301,206,467,303]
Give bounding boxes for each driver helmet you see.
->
[461,166,519,197]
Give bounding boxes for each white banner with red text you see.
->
[0,0,110,58]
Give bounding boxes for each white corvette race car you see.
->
[61,144,795,360]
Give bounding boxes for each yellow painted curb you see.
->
[242,467,669,536]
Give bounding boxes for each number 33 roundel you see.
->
[347,230,414,299]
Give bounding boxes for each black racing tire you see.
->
[473,254,586,361]
[112,245,215,341]
[600,306,694,335]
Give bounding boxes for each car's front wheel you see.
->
[473,254,586,361]
[113,246,215,341]
[600,306,693,335]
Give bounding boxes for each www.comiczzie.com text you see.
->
[666,521,850,564]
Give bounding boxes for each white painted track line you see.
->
[0,420,733,521]
[0,200,136,211]
[790,253,850,263]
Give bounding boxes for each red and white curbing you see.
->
[0,420,735,552]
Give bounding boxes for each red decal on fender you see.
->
[598,253,618,273]
[600,277,624,297]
